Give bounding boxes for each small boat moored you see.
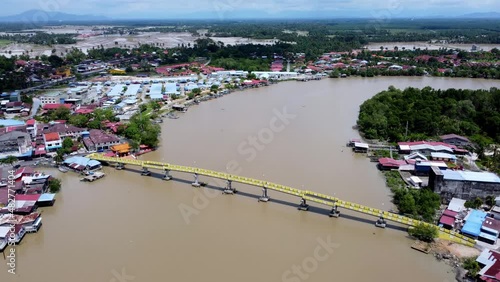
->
[58,166,69,173]
[80,171,106,182]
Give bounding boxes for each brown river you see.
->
[2,77,499,282]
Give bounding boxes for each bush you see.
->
[462,257,480,278]
[408,223,438,242]
[48,178,62,193]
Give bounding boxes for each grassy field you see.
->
[0,39,11,47]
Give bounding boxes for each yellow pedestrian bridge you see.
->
[87,153,476,247]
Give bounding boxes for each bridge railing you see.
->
[88,153,476,247]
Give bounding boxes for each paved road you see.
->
[30,97,41,118]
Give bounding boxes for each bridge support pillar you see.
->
[375,216,387,228]
[141,167,151,176]
[329,204,340,218]
[163,169,172,181]
[116,163,125,170]
[192,173,201,187]
[298,198,309,211]
[223,180,236,194]
[258,187,270,202]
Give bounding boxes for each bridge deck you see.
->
[88,153,476,247]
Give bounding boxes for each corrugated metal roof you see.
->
[448,198,466,212]
[462,220,483,237]
[431,152,457,159]
[38,193,55,202]
[354,142,369,149]
[440,215,455,226]
[443,170,500,183]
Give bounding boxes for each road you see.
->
[30,97,41,118]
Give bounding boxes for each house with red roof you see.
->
[377,158,407,170]
[43,132,62,152]
[42,103,72,111]
[477,249,500,281]
[26,119,37,138]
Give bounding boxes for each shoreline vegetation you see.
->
[357,86,500,174]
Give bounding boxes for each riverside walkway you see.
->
[87,153,476,247]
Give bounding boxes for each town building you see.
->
[477,249,500,281]
[26,119,37,138]
[43,132,62,152]
[440,134,471,148]
[82,129,120,152]
[39,92,63,105]
[0,131,33,160]
[430,168,500,201]
[63,156,101,171]
[40,123,86,142]
[430,152,457,162]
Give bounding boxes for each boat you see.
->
[22,172,51,185]
[58,166,69,173]
[167,113,179,119]
[80,171,105,182]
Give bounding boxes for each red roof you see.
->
[44,132,61,142]
[378,158,406,168]
[14,167,35,177]
[26,119,36,126]
[483,250,500,279]
[439,215,455,226]
[43,104,72,110]
[443,209,458,218]
[482,217,500,234]
[15,194,41,201]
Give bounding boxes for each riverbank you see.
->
[5,77,499,282]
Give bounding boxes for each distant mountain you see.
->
[0,9,110,23]
[459,12,500,18]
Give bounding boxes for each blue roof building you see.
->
[64,156,101,170]
[461,210,487,238]
[0,119,25,127]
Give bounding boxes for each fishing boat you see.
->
[22,172,51,185]
[58,166,69,173]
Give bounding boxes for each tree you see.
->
[191,88,201,96]
[48,55,64,68]
[50,106,71,121]
[54,149,65,164]
[62,137,74,151]
[48,178,62,193]
[125,66,133,73]
[408,223,438,242]
[210,84,219,93]
[465,197,483,209]
[462,257,480,278]
[149,101,161,111]
[0,155,17,164]
[68,114,89,128]
[486,195,496,208]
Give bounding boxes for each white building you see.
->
[39,92,62,105]
[43,132,62,152]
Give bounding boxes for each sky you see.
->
[0,0,498,19]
